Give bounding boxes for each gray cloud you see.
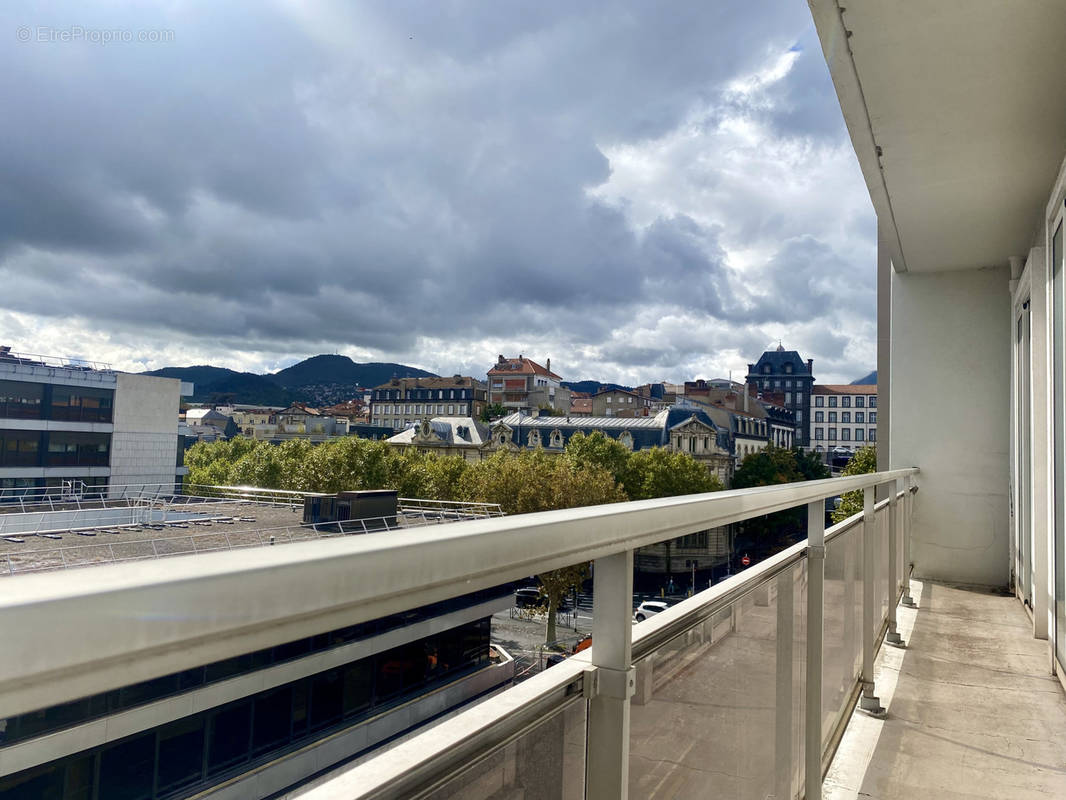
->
[0,1,876,384]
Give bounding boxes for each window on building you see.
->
[774,380,781,389]
[828,397,838,407]
[842,396,851,408]
[855,412,865,423]
[869,396,877,407]
[841,429,850,441]
[855,396,865,408]
[870,412,877,423]
[448,405,455,415]
[815,411,824,422]
[828,428,837,441]
[784,392,792,404]
[869,429,877,442]
[51,386,114,423]
[842,412,851,423]
[815,427,824,440]
[855,429,864,441]
[828,412,837,423]
[796,410,802,423]
[0,380,43,420]
[815,395,824,407]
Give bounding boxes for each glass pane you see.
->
[207,701,251,776]
[157,716,206,793]
[423,700,586,800]
[823,525,862,745]
[98,733,154,800]
[630,564,806,799]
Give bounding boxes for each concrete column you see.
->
[876,220,892,480]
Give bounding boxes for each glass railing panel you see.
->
[421,699,587,800]
[822,524,862,745]
[629,563,806,799]
[878,506,890,622]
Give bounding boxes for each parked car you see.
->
[633,600,670,622]
[514,587,573,611]
[514,588,543,609]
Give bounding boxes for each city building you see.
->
[487,355,570,415]
[0,349,191,497]
[590,387,653,417]
[745,345,814,447]
[568,394,593,417]
[385,417,491,462]
[370,376,487,431]
[809,384,877,459]
[183,408,236,438]
[487,406,734,487]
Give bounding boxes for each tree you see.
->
[731,445,828,563]
[459,450,626,641]
[564,431,631,486]
[479,403,507,422]
[623,448,724,500]
[831,445,877,523]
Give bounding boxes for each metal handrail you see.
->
[0,468,917,724]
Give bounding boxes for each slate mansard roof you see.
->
[496,408,731,453]
[748,348,813,377]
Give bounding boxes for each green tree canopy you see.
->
[831,445,877,523]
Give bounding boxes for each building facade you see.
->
[809,384,877,458]
[0,352,190,497]
[487,355,569,415]
[745,345,814,447]
[590,388,653,418]
[370,376,487,431]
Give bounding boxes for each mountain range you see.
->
[146,354,437,406]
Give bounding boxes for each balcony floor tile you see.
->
[825,580,1066,800]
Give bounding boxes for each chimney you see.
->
[546,357,550,373]
[498,355,505,364]
[807,358,814,374]
[743,388,749,413]
[519,353,523,361]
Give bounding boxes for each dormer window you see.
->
[549,429,564,448]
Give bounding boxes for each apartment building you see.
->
[0,349,191,496]
[370,376,487,431]
[590,387,653,417]
[745,345,814,446]
[486,355,570,415]
[809,384,877,456]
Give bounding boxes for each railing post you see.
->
[886,479,905,647]
[587,549,635,800]
[805,500,825,800]
[900,475,917,607]
[860,487,886,716]
[774,567,795,800]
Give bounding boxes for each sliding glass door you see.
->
[1053,214,1065,669]
[1017,298,1032,606]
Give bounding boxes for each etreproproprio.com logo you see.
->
[17,25,175,44]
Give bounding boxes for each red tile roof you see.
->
[488,356,561,380]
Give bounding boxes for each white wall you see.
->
[110,373,182,489]
[891,265,1011,586]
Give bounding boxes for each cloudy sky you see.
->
[0,1,876,385]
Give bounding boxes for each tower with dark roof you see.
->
[745,345,814,447]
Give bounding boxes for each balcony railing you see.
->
[0,468,917,799]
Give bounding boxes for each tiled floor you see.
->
[825,580,1066,799]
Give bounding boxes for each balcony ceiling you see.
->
[814,1,1066,273]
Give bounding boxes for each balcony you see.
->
[4,470,949,799]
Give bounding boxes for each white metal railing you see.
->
[0,348,114,372]
[0,468,917,799]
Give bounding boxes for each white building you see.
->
[809,384,877,457]
[0,350,192,497]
